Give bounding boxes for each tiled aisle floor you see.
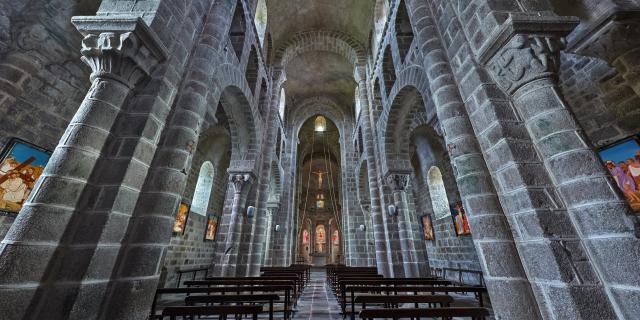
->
[293,271,341,320]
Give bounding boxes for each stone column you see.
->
[386,173,420,278]
[404,1,544,318]
[356,66,390,276]
[246,70,283,276]
[482,19,640,319]
[220,173,254,277]
[263,205,276,266]
[0,17,166,320]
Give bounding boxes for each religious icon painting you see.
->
[0,138,52,216]
[450,203,471,236]
[421,214,435,241]
[204,214,219,241]
[173,202,190,235]
[599,136,640,212]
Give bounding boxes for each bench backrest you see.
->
[359,307,490,319]
[161,305,263,319]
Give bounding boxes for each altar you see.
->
[311,253,326,267]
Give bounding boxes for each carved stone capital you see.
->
[487,35,565,94]
[71,16,168,87]
[477,13,578,95]
[229,173,254,194]
[385,173,411,192]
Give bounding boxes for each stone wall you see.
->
[559,53,640,147]
[161,213,215,287]
[0,0,97,239]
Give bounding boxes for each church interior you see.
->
[0,0,639,319]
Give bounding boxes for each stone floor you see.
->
[292,271,341,320]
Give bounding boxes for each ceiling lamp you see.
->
[314,115,327,132]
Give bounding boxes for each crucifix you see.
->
[312,170,326,188]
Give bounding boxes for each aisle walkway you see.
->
[293,271,341,320]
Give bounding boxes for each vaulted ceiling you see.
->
[266,0,375,117]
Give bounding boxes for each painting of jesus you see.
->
[0,138,51,215]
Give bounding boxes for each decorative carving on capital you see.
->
[386,173,411,192]
[476,14,577,95]
[71,16,168,87]
[487,35,565,94]
[229,173,254,194]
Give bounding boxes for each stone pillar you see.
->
[405,1,544,318]
[356,67,390,276]
[0,17,166,320]
[246,70,282,276]
[263,206,276,266]
[482,18,640,319]
[385,173,420,278]
[220,173,254,277]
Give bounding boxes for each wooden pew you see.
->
[355,294,453,309]
[185,294,279,320]
[150,285,293,320]
[343,285,487,319]
[199,277,300,301]
[160,305,263,320]
[359,307,491,320]
[186,279,298,313]
[174,266,208,287]
[339,279,450,313]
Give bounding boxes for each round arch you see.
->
[274,30,367,67]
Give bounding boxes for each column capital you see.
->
[385,172,411,192]
[477,14,578,95]
[229,172,254,194]
[71,16,168,87]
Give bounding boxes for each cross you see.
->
[312,171,326,188]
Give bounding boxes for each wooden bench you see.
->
[185,294,279,320]
[354,294,453,309]
[343,285,487,319]
[359,307,491,320]
[174,266,208,287]
[150,285,293,320]
[186,279,298,312]
[205,275,303,299]
[339,279,450,313]
[160,305,263,320]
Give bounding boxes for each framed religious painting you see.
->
[451,203,471,236]
[599,136,640,212]
[172,202,190,235]
[421,214,435,241]
[0,138,52,216]
[204,214,219,241]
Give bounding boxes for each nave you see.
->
[0,0,639,319]
[152,265,491,319]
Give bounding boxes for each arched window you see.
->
[427,166,450,220]
[354,86,361,119]
[314,115,327,132]
[191,162,215,215]
[254,0,268,47]
[278,88,286,120]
